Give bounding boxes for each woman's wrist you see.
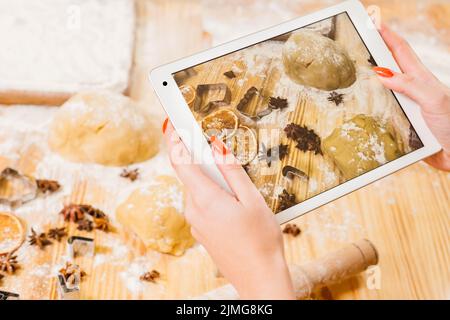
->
[235,252,296,300]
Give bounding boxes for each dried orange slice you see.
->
[201,108,239,141]
[179,85,196,107]
[228,126,258,165]
[0,212,24,255]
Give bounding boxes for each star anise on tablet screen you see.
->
[327,92,344,106]
[258,143,289,167]
[268,97,289,110]
[0,252,19,275]
[28,229,52,249]
[36,179,61,194]
[284,123,322,155]
[223,70,236,79]
[277,189,298,213]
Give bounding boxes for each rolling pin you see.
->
[194,239,378,300]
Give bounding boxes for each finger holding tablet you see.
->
[375,25,450,171]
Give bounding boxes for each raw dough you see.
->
[282,30,356,91]
[116,175,194,256]
[48,91,160,166]
[322,115,403,180]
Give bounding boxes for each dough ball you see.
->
[116,175,194,256]
[48,91,160,166]
[322,115,403,180]
[282,30,356,91]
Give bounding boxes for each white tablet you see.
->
[150,0,441,224]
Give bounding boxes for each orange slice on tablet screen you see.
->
[0,212,25,255]
[201,108,239,141]
[179,85,196,107]
[228,126,258,166]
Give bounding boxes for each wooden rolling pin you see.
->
[195,239,378,300]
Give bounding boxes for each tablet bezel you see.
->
[150,0,441,224]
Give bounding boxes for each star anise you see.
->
[327,92,344,106]
[94,216,110,232]
[282,223,301,237]
[47,227,67,241]
[120,168,139,182]
[258,143,289,167]
[268,97,288,110]
[80,205,106,219]
[28,228,52,249]
[77,219,93,232]
[277,189,298,213]
[140,270,160,283]
[59,204,106,222]
[284,123,322,155]
[0,252,19,275]
[59,262,86,286]
[59,204,85,222]
[36,179,61,193]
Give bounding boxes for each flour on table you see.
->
[119,255,163,295]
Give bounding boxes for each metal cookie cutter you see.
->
[67,236,95,259]
[193,83,231,114]
[57,274,80,300]
[0,167,37,207]
[0,290,20,300]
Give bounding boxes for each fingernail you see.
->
[162,117,169,134]
[210,136,229,155]
[373,67,394,78]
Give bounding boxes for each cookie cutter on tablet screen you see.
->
[193,83,231,114]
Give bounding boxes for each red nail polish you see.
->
[162,118,169,133]
[211,136,229,155]
[373,67,394,78]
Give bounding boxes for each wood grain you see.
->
[0,0,448,300]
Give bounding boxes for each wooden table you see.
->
[0,0,448,300]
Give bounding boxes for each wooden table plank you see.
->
[0,0,448,300]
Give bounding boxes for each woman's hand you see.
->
[162,120,295,300]
[373,24,450,171]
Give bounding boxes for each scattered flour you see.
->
[119,255,162,295]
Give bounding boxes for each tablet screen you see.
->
[173,12,423,214]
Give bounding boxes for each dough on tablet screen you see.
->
[116,175,194,256]
[49,91,160,166]
[322,115,403,180]
[282,30,356,91]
